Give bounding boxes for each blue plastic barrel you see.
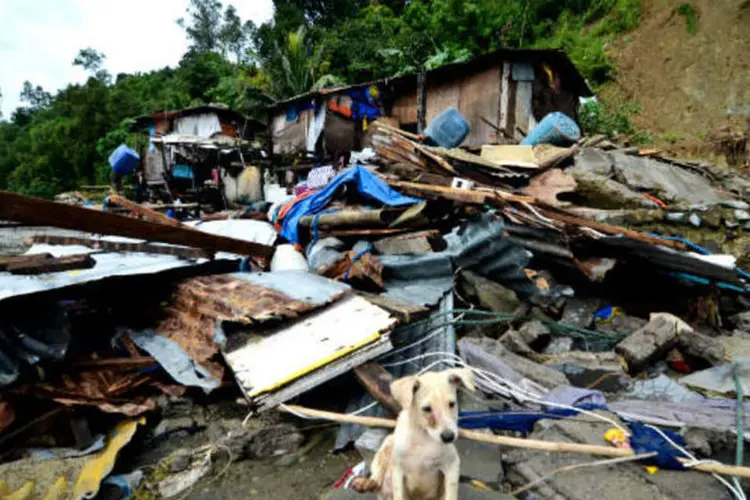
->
[521,112,581,147]
[109,144,140,176]
[424,107,471,148]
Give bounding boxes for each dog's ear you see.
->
[391,375,420,409]
[447,368,475,392]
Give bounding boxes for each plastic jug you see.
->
[109,144,140,176]
[424,107,471,148]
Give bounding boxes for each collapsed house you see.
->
[131,104,266,208]
[268,49,592,158]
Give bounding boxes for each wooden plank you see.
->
[356,292,430,324]
[388,180,534,205]
[537,206,686,250]
[7,253,96,275]
[27,235,211,260]
[0,190,274,261]
[0,253,54,271]
[108,194,182,227]
[458,64,501,147]
[353,361,400,414]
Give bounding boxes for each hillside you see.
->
[607,0,750,150]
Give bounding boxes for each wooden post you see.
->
[417,70,427,134]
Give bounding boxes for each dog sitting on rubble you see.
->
[352,368,475,500]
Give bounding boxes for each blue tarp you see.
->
[280,165,420,244]
[459,404,606,433]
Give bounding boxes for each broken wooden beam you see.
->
[0,253,54,271]
[107,194,183,227]
[7,253,96,275]
[372,230,442,255]
[388,180,534,205]
[0,190,274,261]
[353,362,400,414]
[27,235,212,260]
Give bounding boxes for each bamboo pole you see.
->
[282,405,750,480]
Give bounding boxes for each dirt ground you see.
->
[606,0,750,150]
[123,399,360,500]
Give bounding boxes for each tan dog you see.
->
[353,368,475,500]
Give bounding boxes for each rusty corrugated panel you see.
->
[154,271,350,379]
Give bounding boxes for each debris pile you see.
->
[3,108,750,500]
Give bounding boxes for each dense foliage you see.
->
[0,0,642,197]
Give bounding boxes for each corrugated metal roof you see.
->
[0,220,277,304]
[270,48,593,112]
[379,214,537,307]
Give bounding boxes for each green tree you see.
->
[177,0,223,53]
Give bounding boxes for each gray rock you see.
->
[462,337,569,389]
[355,428,389,463]
[544,351,629,392]
[735,209,750,222]
[665,212,686,223]
[212,421,304,460]
[499,329,537,357]
[689,213,702,227]
[561,298,601,329]
[729,311,750,332]
[152,417,203,439]
[542,337,574,355]
[518,320,551,346]
[321,483,514,500]
[595,314,648,335]
[615,313,692,372]
[677,330,727,366]
[456,430,503,487]
[505,411,732,500]
[168,449,192,473]
[723,200,750,210]
[460,271,521,314]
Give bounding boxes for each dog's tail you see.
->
[350,476,380,493]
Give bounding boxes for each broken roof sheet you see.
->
[225,293,397,409]
[0,220,278,304]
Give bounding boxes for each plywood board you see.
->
[225,294,397,399]
[391,91,418,125]
[480,145,538,169]
[425,80,460,125]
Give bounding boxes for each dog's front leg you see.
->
[392,460,406,500]
[442,458,460,500]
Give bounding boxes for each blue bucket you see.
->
[109,144,140,176]
[521,112,581,147]
[424,107,471,148]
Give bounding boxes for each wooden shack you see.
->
[268,49,593,157]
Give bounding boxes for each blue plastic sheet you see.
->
[459,404,606,433]
[629,422,687,470]
[280,165,420,244]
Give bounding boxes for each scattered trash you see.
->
[6,87,750,500]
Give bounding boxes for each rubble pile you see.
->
[2,113,750,500]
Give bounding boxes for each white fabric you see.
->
[173,113,222,138]
[307,105,327,153]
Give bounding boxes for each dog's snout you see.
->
[440,430,456,443]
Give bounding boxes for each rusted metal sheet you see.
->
[154,272,350,380]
